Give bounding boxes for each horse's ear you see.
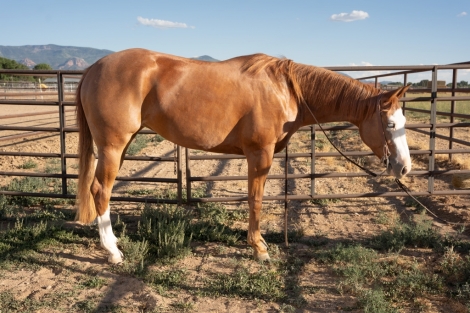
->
[381,84,411,105]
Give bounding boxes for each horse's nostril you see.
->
[401,166,407,175]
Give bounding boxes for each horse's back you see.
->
[79,49,295,153]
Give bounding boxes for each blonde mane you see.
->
[242,54,395,120]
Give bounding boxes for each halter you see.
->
[376,93,392,172]
[301,93,390,178]
[300,94,467,227]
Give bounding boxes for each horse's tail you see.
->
[75,68,98,224]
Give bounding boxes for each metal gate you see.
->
[1,65,469,206]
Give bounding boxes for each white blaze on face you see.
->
[387,108,411,176]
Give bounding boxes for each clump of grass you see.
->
[126,134,156,155]
[316,243,444,311]
[310,197,340,207]
[263,227,304,244]
[137,204,192,261]
[74,299,96,313]
[440,246,470,284]
[152,134,165,144]
[171,300,194,312]
[404,197,427,213]
[44,158,61,173]
[371,218,441,252]
[127,188,154,196]
[358,289,398,313]
[79,275,108,289]
[117,235,149,274]
[1,176,76,207]
[197,202,246,224]
[191,202,244,245]
[2,177,54,206]
[18,159,37,169]
[0,195,20,219]
[28,204,68,221]
[146,268,188,290]
[203,265,285,301]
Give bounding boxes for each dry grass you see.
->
[451,155,470,189]
[452,155,470,170]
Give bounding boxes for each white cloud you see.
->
[457,12,467,17]
[330,10,369,22]
[137,16,194,29]
[345,62,395,81]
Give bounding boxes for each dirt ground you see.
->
[0,103,469,312]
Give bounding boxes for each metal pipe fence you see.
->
[0,66,469,206]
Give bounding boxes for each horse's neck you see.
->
[298,70,378,126]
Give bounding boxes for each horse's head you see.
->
[359,85,412,179]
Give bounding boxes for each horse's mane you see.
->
[242,54,394,120]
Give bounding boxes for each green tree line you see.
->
[0,57,52,82]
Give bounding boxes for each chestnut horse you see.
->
[75,48,411,263]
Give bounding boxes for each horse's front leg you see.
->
[245,146,274,261]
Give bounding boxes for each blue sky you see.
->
[2,0,470,81]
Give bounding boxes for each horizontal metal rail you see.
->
[1,68,469,206]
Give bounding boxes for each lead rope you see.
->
[301,99,467,228]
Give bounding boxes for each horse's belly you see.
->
[144,115,242,153]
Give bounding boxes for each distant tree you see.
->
[0,57,32,81]
[388,82,404,86]
[418,79,429,87]
[446,81,468,88]
[458,80,469,88]
[33,63,52,71]
[33,63,53,81]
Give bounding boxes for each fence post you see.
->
[185,148,191,204]
[428,67,438,194]
[284,142,289,247]
[310,125,316,198]
[177,145,182,205]
[449,69,457,160]
[402,73,408,115]
[57,72,67,196]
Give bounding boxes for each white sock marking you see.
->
[97,206,123,263]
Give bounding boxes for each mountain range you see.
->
[0,44,114,70]
[0,44,219,70]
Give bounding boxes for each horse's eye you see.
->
[387,122,395,129]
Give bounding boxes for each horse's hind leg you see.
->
[92,142,132,263]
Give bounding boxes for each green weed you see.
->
[19,159,37,169]
[171,300,194,312]
[191,202,244,245]
[358,289,398,313]
[1,177,75,206]
[126,134,156,155]
[203,265,285,301]
[146,268,188,290]
[0,195,19,219]
[44,158,61,173]
[79,275,108,289]
[137,204,192,261]
[371,218,441,252]
[75,299,96,313]
[117,235,149,274]
[310,197,340,207]
[263,227,305,244]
